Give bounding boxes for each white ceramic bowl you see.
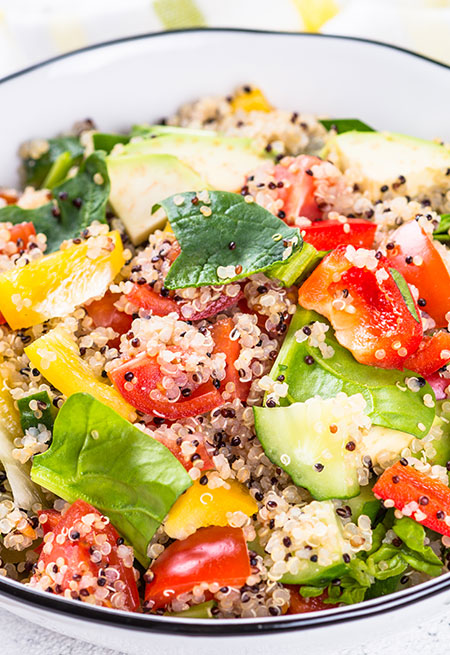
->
[0,28,450,655]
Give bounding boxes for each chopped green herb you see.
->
[319,118,375,134]
[17,391,55,432]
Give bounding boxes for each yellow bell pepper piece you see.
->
[231,87,272,113]
[164,478,258,539]
[163,221,173,233]
[25,325,135,422]
[0,231,125,330]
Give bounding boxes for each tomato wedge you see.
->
[0,221,36,253]
[127,284,180,317]
[108,350,223,420]
[301,219,376,251]
[386,220,450,327]
[248,155,322,222]
[373,461,450,538]
[127,283,243,322]
[30,500,139,611]
[144,526,250,610]
[404,331,450,377]
[151,431,214,472]
[85,291,133,349]
[210,317,251,402]
[0,189,18,205]
[298,245,423,368]
[286,585,337,614]
[109,317,249,419]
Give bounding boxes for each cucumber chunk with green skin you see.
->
[343,485,381,524]
[254,395,363,499]
[415,400,450,469]
[110,132,269,192]
[164,600,216,618]
[328,130,450,200]
[279,501,350,584]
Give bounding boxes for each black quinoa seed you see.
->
[199,475,208,486]
[72,197,83,208]
[380,185,389,192]
[277,210,286,219]
[392,475,400,484]
[419,495,429,505]
[400,458,409,466]
[310,555,318,562]
[266,399,276,408]
[405,256,413,264]
[304,355,315,365]
[343,554,351,563]
[345,441,356,451]
[213,379,221,389]
[314,463,324,472]
[418,298,427,307]
[228,241,236,250]
[124,371,134,382]
[437,511,445,520]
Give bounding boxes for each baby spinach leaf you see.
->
[31,393,192,565]
[269,307,435,437]
[17,391,55,432]
[0,152,109,253]
[392,517,443,576]
[158,191,302,289]
[22,136,84,188]
[319,119,374,134]
[433,214,450,244]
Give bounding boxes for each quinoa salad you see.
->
[0,86,449,619]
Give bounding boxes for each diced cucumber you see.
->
[254,396,361,500]
[343,485,381,524]
[280,501,350,585]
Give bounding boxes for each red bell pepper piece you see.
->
[404,331,450,377]
[144,526,250,610]
[298,245,423,368]
[386,220,450,328]
[373,461,450,537]
[301,219,376,251]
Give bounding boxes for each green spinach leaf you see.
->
[17,391,55,432]
[392,517,443,576]
[433,214,450,244]
[31,393,192,564]
[0,152,109,253]
[22,136,84,187]
[157,191,302,289]
[269,307,435,437]
[319,119,374,134]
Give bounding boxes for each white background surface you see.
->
[0,606,449,655]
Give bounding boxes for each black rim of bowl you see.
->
[0,27,449,636]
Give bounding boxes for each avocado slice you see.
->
[110,132,269,192]
[330,131,450,199]
[279,501,350,585]
[254,397,361,500]
[106,153,206,245]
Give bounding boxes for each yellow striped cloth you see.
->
[0,0,449,78]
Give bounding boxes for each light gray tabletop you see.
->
[0,607,448,655]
